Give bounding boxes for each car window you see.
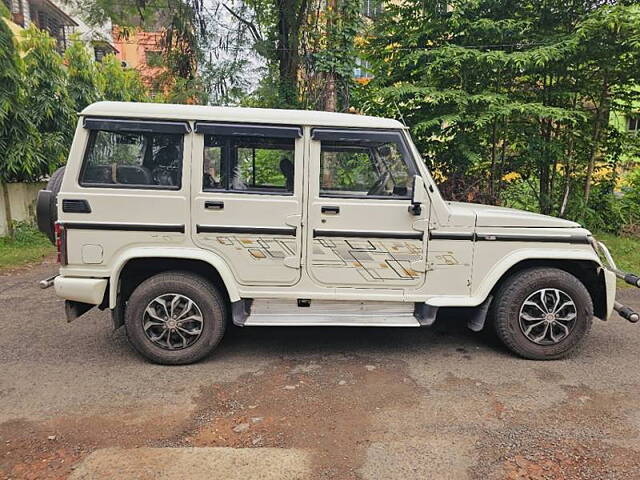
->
[80,130,184,189]
[203,135,295,194]
[319,139,413,198]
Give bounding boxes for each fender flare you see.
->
[108,247,241,309]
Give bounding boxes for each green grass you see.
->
[0,223,54,270]
[594,232,640,287]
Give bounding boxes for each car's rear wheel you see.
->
[491,267,593,360]
[124,271,226,365]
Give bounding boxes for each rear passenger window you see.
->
[80,130,184,189]
[203,135,295,194]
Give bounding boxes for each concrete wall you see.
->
[0,182,46,237]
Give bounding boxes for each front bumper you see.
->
[592,238,640,323]
[603,269,617,320]
[54,276,108,305]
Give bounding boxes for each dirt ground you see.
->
[1,258,640,479]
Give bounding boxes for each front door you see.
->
[191,122,304,286]
[306,129,428,289]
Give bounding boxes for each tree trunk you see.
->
[489,118,498,200]
[276,0,302,107]
[495,137,508,200]
[1,182,13,238]
[584,79,610,205]
[323,72,337,112]
[322,0,338,112]
[539,119,552,215]
[559,131,575,218]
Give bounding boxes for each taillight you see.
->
[54,223,67,265]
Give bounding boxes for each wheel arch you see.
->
[109,248,240,318]
[486,258,607,320]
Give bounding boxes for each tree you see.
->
[74,0,207,103]
[357,0,640,224]
[0,5,38,236]
[97,54,148,102]
[20,26,76,174]
[64,35,103,111]
[226,0,361,110]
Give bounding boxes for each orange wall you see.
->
[112,26,164,87]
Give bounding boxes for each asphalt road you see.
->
[2,259,640,480]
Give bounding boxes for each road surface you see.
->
[1,258,640,479]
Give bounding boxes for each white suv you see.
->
[36,101,638,364]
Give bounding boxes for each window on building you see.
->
[354,58,373,81]
[628,116,639,136]
[94,47,106,62]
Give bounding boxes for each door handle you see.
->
[321,205,340,215]
[205,200,224,210]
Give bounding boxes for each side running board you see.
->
[232,299,422,327]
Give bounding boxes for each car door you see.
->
[191,122,304,286]
[306,128,428,289]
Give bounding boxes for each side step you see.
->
[235,299,422,327]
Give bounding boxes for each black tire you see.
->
[37,166,65,243]
[124,271,227,365]
[47,166,65,197]
[491,267,593,360]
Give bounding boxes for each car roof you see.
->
[80,101,406,130]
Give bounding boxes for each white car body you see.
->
[37,101,620,362]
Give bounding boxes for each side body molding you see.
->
[108,247,241,309]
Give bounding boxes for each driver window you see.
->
[319,140,412,198]
[80,130,184,189]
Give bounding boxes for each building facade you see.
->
[3,0,117,60]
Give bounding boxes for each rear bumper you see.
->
[54,276,108,305]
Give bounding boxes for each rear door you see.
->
[306,129,428,289]
[191,123,304,286]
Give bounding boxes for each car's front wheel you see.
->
[124,271,226,365]
[491,267,593,360]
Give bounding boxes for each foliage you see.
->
[238,148,290,186]
[0,6,42,183]
[97,54,148,102]
[75,0,208,103]
[224,0,362,110]
[20,26,76,174]
[64,35,103,111]
[0,14,148,183]
[592,232,640,285]
[357,0,640,226]
[0,221,53,269]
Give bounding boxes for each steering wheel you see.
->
[367,171,391,196]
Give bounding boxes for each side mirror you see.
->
[409,175,426,216]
